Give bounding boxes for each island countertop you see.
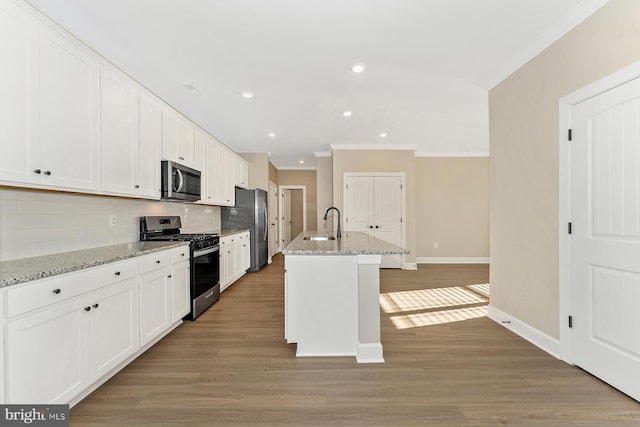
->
[282,231,408,256]
[0,241,188,288]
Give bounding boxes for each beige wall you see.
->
[269,162,278,186]
[240,153,270,191]
[489,0,640,339]
[415,157,489,259]
[277,170,318,230]
[332,150,416,265]
[290,189,304,237]
[315,156,333,234]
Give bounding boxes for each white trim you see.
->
[415,151,490,158]
[331,144,417,151]
[558,60,640,364]
[487,305,563,360]
[357,255,382,265]
[417,257,490,264]
[402,262,418,270]
[356,343,385,364]
[314,151,332,158]
[277,166,316,171]
[278,185,307,250]
[483,0,609,89]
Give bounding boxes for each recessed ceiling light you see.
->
[268,133,276,138]
[352,64,366,73]
[241,91,253,99]
[379,133,387,138]
[299,160,305,164]
[343,111,353,117]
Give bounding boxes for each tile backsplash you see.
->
[0,188,221,261]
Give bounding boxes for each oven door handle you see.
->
[192,245,220,257]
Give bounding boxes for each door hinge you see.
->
[400,184,403,189]
[568,315,573,328]
[568,222,572,234]
[568,129,572,141]
[346,183,349,189]
[400,217,403,223]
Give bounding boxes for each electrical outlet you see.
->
[109,214,117,227]
[433,242,439,249]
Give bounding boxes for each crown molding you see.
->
[415,151,490,158]
[330,144,418,151]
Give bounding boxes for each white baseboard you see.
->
[356,343,385,364]
[486,305,562,359]
[402,262,418,270]
[417,257,490,264]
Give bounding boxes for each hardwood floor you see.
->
[70,255,640,426]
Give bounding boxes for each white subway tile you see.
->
[0,200,17,214]
[17,200,73,215]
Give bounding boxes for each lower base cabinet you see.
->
[220,231,251,291]
[1,244,189,405]
[5,278,138,404]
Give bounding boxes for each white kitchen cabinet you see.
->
[193,130,206,199]
[202,138,220,204]
[138,91,162,199]
[162,108,194,167]
[0,1,37,185]
[99,66,139,195]
[220,232,249,291]
[4,269,139,404]
[138,252,172,347]
[37,24,100,191]
[217,146,235,206]
[170,246,190,323]
[234,156,249,189]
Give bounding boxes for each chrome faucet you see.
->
[323,206,342,238]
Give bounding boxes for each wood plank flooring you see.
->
[70,255,640,426]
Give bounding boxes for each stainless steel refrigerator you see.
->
[221,188,268,272]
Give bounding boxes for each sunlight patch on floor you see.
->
[389,305,488,329]
[380,284,490,329]
[380,286,488,314]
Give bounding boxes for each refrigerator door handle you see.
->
[263,201,268,241]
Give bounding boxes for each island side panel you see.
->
[357,255,384,363]
[284,254,358,357]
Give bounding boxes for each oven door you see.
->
[190,244,220,319]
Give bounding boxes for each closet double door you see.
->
[344,174,404,268]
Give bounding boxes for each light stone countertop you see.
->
[0,241,188,288]
[282,231,409,256]
[219,228,250,237]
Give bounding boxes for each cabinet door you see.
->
[234,157,248,188]
[138,92,162,199]
[217,147,235,206]
[204,139,219,204]
[219,241,229,290]
[6,298,88,404]
[171,260,190,322]
[139,266,171,346]
[89,278,139,381]
[0,2,38,184]
[241,234,251,271]
[161,109,194,166]
[100,67,139,196]
[225,242,237,285]
[38,26,99,191]
[194,131,206,201]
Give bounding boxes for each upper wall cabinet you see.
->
[234,156,249,189]
[161,109,194,167]
[100,67,161,199]
[0,2,100,192]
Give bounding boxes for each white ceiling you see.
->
[25,0,607,169]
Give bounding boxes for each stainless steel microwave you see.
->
[161,160,201,202]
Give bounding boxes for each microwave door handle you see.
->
[175,169,184,192]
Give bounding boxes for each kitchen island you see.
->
[282,231,408,363]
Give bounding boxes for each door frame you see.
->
[558,60,640,364]
[278,185,306,251]
[342,172,406,268]
[268,181,278,260]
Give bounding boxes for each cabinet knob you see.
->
[134,185,139,188]
[375,225,380,229]
[84,306,91,312]
[167,274,172,278]
[92,303,99,309]
[368,225,373,229]
[179,156,185,160]
[44,171,51,176]
[114,271,121,276]
[181,253,186,257]
[34,169,41,174]
[52,288,61,294]
[156,260,161,264]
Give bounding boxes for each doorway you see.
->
[268,181,278,260]
[560,63,640,401]
[278,185,306,250]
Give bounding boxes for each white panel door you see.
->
[269,181,278,256]
[374,176,403,268]
[571,76,640,401]
[283,190,292,246]
[345,176,375,235]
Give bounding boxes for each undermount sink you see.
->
[303,235,336,241]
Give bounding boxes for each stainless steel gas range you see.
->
[139,216,220,320]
